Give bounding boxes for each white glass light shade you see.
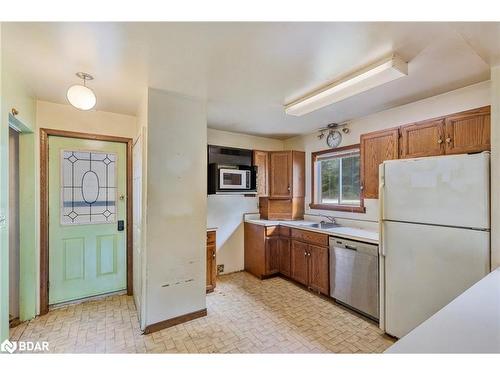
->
[66,84,96,110]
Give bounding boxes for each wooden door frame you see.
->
[39,128,133,315]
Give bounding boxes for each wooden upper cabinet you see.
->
[269,151,292,198]
[360,128,399,199]
[444,107,491,155]
[400,119,445,158]
[253,150,269,196]
[268,151,305,199]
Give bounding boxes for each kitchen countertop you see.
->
[245,219,379,244]
[385,267,500,353]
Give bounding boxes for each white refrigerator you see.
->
[379,152,491,339]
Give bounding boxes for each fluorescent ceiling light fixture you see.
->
[67,72,97,111]
[285,55,408,116]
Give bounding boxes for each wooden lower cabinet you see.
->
[290,240,309,285]
[265,237,280,275]
[245,224,329,296]
[308,244,329,295]
[278,237,291,277]
[206,231,217,293]
[290,238,329,296]
[244,223,280,278]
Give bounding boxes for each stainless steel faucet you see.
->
[320,215,336,224]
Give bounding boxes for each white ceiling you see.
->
[3,22,498,139]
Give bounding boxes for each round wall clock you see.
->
[326,130,342,148]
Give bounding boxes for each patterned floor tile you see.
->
[10,272,395,353]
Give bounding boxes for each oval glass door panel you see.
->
[81,171,99,204]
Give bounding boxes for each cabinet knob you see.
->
[212,251,216,259]
[437,138,443,144]
[287,185,291,192]
[446,137,452,143]
[304,251,307,256]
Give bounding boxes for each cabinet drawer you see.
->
[266,226,280,237]
[207,231,216,245]
[279,226,291,237]
[290,228,328,247]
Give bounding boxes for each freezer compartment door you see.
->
[381,152,490,229]
[383,221,490,339]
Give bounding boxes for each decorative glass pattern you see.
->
[61,150,117,225]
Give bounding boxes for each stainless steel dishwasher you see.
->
[329,236,379,320]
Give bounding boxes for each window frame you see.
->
[310,144,366,213]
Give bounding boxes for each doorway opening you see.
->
[9,127,20,327]
[40,129,133,315]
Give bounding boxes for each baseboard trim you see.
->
[143,308,207,334]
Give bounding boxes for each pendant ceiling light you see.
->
[67,72,97,111]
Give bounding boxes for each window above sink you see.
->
[310,144,366,213]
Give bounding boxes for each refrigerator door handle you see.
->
[379,164,386,257]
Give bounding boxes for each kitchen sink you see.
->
[300,222,340,229]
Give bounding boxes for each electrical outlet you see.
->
[217,264,224,274]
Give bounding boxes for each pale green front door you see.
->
[48,136,127,305]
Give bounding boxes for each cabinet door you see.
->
[206,244,216,292]
[445,109,490,155]
[278,237,291,277]
[290,240,308,285]
[400,119,445,158]
[360,128,399,199]
[308,245,329,295]
[253,150,269,196]
[269,151,292,198]
[265,237,280,275]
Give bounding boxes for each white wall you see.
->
[144,88,207,326]
[490,69,500,270]
[2,43,38,326]
[207,129,284,274]
[133,88,148,329]
[284,81,492,222]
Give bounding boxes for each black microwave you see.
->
[208,164,257,194]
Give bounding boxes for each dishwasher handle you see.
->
[344,244,358,251]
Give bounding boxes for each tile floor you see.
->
[10,272,395,353]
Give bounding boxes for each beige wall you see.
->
[284,81,492,222]
[207,129,284,274]
[144,88,207,326]
[36,100,137,138]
